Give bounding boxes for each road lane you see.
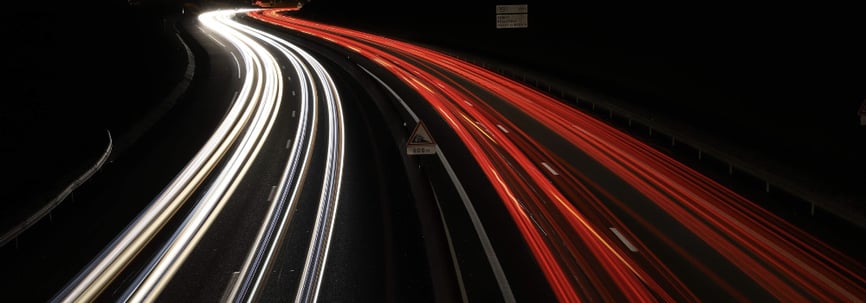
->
[248,8,866,302]
[51,9,348,302]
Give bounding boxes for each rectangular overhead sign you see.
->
[496,4,528,14]
[496,4,528,29]
[496,14,528,29]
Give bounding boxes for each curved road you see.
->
[246,8,866,302]
[3,7,865,303]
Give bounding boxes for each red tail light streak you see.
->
[250,8,866,302]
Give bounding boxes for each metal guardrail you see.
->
[0,130,113,248]
[0,15,197,249]
[445,50,866,231]
[112,19,196,161]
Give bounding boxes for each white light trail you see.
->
[194,10,346,303]
[53,9,287,302]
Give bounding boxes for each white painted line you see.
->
[206,33,226,48]
[571,124,588,134]
[609,227,638,252]
[267,185,277,202]
[286,139,292,149]
[292,110,296,118]
[540,162,559,176]
[292,90,296,96]
[427,180,469,303]
[529,215,547,237]
[231,52,241,79]
[220,271,241,303]
[496,124,509,134]
[359,65,515,302]
[357,65,418,122]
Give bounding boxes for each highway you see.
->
[242,7,866,302]
[2,7,864,303]
[46,8,441,302]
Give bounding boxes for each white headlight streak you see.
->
[221,12,346,303]
[52,8,345,303]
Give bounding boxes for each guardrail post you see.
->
[628,119,632,127]
[671,136,676,146]
[698,149,702,160]
[765,181,770,193]
[728,163,733,175]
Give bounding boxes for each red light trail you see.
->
[248,8,866,302]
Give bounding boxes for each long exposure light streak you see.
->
[192,9,345,303]
[224,12,319,303]
[293,46,344,303]
[250,8,866,302]
[425,41,866,302]
[51,8,347,302]
[247,10,666,302]
[50,9,279,301]
[120,10,285,302]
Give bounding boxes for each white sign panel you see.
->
[496,14,528,29]
[495,4,528,29]
[496,4,528,14]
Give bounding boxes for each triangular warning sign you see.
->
[408,122,435,145]
[406,121,437,155]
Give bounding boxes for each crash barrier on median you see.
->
[0,130,113,248]
[0,16,197,249]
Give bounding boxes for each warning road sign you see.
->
[406,121,437,155]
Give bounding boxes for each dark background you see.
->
[2,0,864,228]
[288,0,866,211]
[2,1,187,221]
